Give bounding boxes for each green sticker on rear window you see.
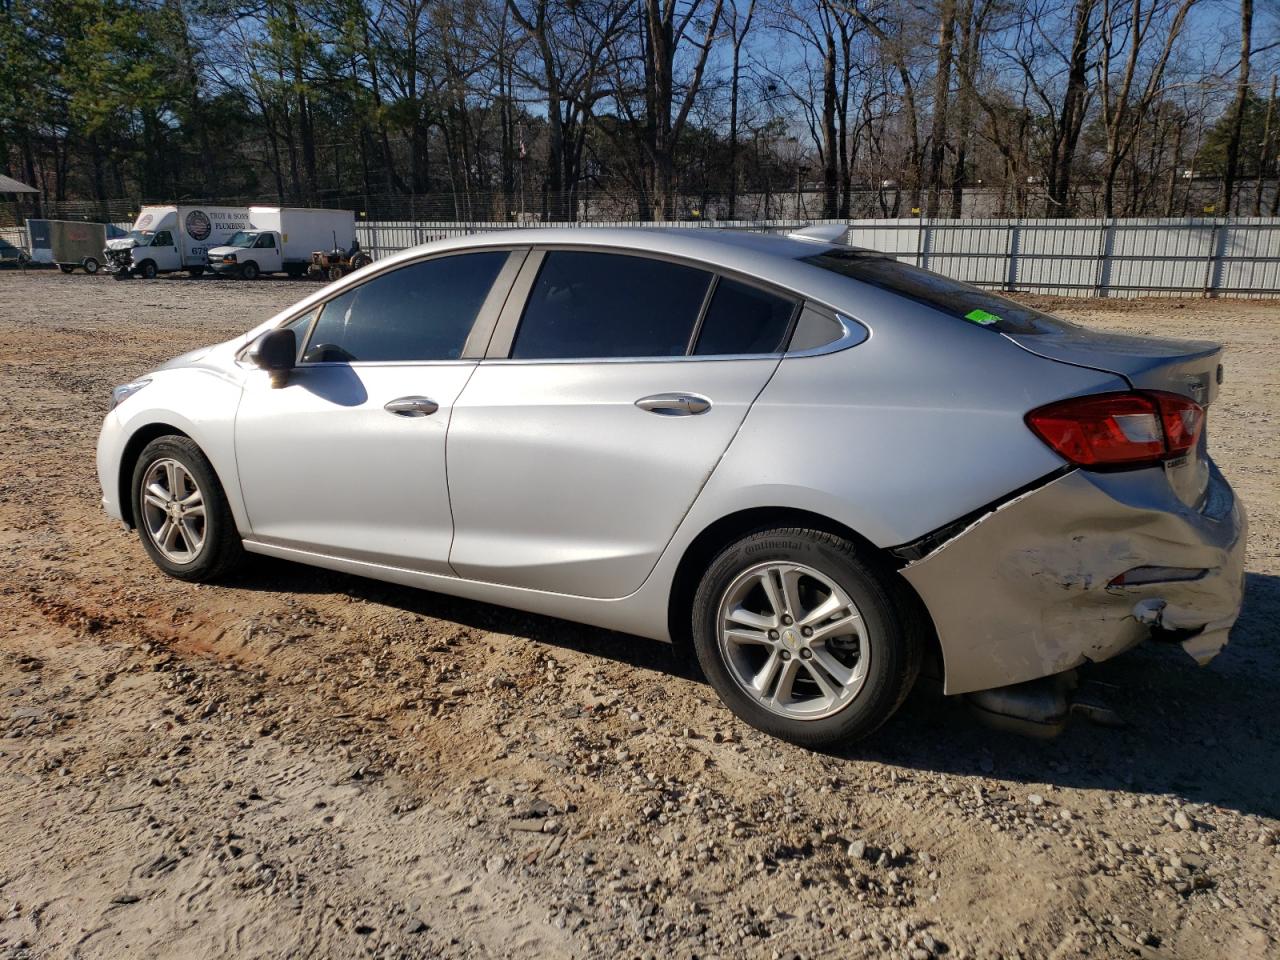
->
[964,308,1001,326]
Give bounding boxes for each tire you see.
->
[239,261,259,280]
[328,265,345,282]
[187,266,205,278]
[691,527,921,747]
[139,260,158,279]
[59,264,74,274]
[131,436,243,583]
[285,265,305,279]
[82,257,100,274]
[112,271,129,281]
[351,253,371,270]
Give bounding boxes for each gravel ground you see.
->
[0,270,1277,960]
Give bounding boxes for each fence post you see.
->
[1004,220,1020,291]
[1202,219,1221,297]
[1095,220,1116,298]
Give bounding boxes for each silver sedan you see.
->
[96,227,1247,745]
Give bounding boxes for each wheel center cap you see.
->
[782,629,799,649]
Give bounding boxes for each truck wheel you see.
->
[187,266,205,278]
[82,257,100,274]
[240,261,259,281]
[139,260,158,279]
[328,265,345,282]
[351,253,372,270]
[112,271,130,281]
[59,264,74,274]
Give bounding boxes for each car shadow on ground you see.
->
[231,558,1280,821]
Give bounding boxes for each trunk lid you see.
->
[1007,329,1222,507]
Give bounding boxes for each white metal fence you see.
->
[6,218,1280,298]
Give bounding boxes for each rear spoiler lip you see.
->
[999,332,1224,405]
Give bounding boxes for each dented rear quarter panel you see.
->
[901,464,1247,694]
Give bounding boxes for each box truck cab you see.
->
[206,208,356,280]
[105,205,255,279]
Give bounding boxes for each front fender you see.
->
[98,365,248,533]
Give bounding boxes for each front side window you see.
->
[255,234,276,249]
[693,278,797,355]
[301,251,508,363]
[152,230,173,247]
[511,251,712,360]
[281,309,316,362]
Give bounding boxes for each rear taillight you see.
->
[1025,391,1204,468]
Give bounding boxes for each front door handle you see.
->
[384,396,440,417]
[635,393,712,416]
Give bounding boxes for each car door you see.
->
[149,230,181,271]
[234,248,523,572]
[253,232,283,272]
[447,249,800,599]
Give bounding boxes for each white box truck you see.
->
[206,207,358,280]
[104,205,255,278]
[103,205,355,280]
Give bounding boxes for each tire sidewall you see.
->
[240,261,259,280]
[131,438,230,581]
[140,260,157,279]
[692,529,910,746]
[83,257,100,274]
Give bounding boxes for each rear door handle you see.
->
[384,396,440,417]
[635,393,712,416]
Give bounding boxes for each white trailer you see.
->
[206,207,356,280]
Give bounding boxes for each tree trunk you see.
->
[1220,0,1252,214]
[926,0,956,216]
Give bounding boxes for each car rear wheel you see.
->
[691,527,920,747]
[132,436,243,582]
[58,264,74,274]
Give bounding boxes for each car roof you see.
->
[378,226,835,273]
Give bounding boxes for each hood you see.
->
[106,237,139,251]
[148,345,216,373]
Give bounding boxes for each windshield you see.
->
[125,230,153,243]
[801,249,1081,335]
[225,231,258,248]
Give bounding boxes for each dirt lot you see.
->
[0,270,1276,960]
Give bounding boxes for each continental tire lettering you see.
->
[745,540,803,555]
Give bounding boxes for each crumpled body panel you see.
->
[902,464,1247,695]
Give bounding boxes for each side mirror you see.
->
[252,327,296,387]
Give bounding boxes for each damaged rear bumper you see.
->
[900,463,1247,695]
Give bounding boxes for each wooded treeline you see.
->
[1,0,1277,221]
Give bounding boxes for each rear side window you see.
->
[693,278,797,355]
[303,251,508,363]
[511,251,711,359]
[802,250,1080,335]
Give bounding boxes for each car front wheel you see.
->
[132,436,243,582]
[691,527,920,747]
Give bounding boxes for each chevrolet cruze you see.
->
[97,227,1247,745]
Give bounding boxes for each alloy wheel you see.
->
[140,458,207,564]
[716,561,871,720]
